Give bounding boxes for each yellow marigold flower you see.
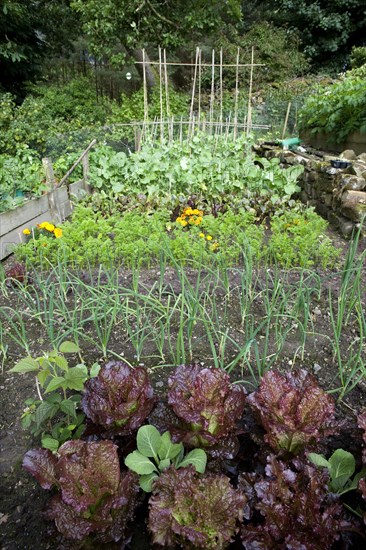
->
[199,233,205,238]
[176,216,182,223]
[198,210,204,216]
[54,228,63,238]
[38,222,48,229]
[184,208,193,216]
[194,217,202,225]
[45,223,55,232]
[206,235,213,241]
[23,228,31,235]
[181,220,188,227]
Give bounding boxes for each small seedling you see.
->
[125,425,207,492]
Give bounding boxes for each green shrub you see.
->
[299,67,366,142]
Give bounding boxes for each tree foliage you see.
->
[71,0,242,61]
[0,0,78,97]
[267,0,366,67]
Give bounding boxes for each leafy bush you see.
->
[247,369,337,453]
[10,341,99,451]
[148,465,245,549]
[167,363,246,448]
[0,148,47,211]
[23,440,140,542]
[81,360,155,435]
[240,455,350,548]
[299,66,366,142]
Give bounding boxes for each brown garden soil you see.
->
[1,227,366,549]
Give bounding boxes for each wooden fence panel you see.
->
[0,181,90,261]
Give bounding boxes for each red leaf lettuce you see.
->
[247,369,337,453]
[240,455,350,549]
[167,363,246,448]
[81,360,154,435]
[148,465,245,549]
[23,440,140,542]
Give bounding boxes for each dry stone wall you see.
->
[253,144,366,239]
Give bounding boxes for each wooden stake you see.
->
[42,158,56,190]
[234,47,240,139]
[198,48,202,127]
[220,48,223,134]
[158,47,164,143]
[189,47,199,138]
[210,49,215,131]
[164,49,170,118]
[246,47,254,136]
[142,48,148,122]
[281,102,292,139]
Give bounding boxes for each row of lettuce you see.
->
[14,355,366,548]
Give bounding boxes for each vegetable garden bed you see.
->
[1,133,366,549]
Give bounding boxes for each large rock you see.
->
[339,175,366,191]
[341,149,357,161]
[341,190,366,221]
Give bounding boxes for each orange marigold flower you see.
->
[54,228,63,238]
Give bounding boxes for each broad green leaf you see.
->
[158,431,183,460]
[328,449,355,492]
[59,341,80,354]
[180,157,189,170]
[341,467,366,494]
[173,446,185,467]
[177,449,207,474]
[64,365,88,391]
[21,415,33,429]
[45,393,62,404]
[158,458,171,471]
[329,449,355,480]
[9,357,39,373]
[125,451,158,475]
[34,401,59,428]
[44,376,66,393]
[54,355,68,371]
[90,362,101,378]
[41,437,60,453]
[137,425,161,459]
[308,453,330,469]
[60,399,77,417]
[37,368,50,388]
[139,472,159,493]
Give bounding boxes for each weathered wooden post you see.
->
[42,157,60,223]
